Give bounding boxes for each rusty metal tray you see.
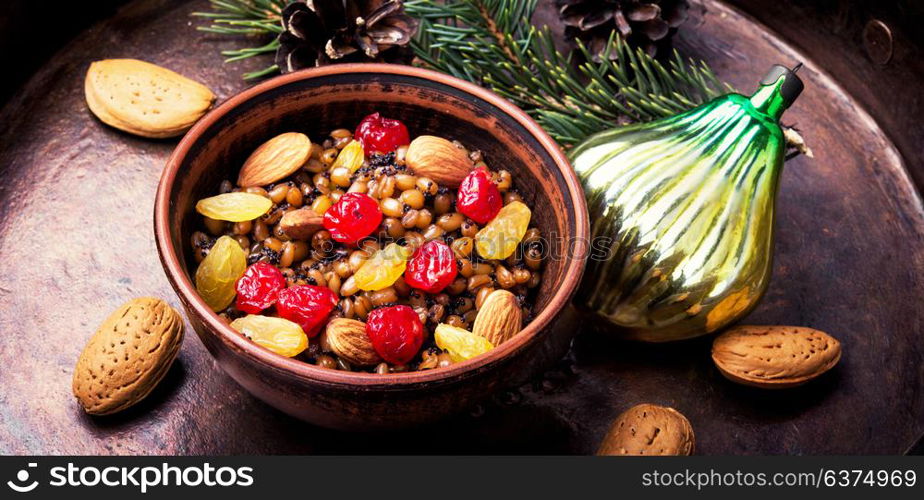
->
[0,0,922,454]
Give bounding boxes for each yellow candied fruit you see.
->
[475,201,531,259]
[230,315,308,357]
[330,140,365,173]
[196,192,272,222]
[434,324,494,363]
[354,243,413,291]
[195,235,247,311]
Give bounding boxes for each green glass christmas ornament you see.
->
[570,64,804,342]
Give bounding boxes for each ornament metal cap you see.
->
[759,63,804,108]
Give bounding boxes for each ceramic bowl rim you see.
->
[154,63,589,388]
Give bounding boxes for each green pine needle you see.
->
[193,0,807,154]
[406,0,728,148]
[192,0,286,78]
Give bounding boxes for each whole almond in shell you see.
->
[323,318,381,366]
[405,135,473,188]
[72,298,184,415]
[472,289,522,346]
[279,208,324,240]
[85,59,214,138]
[711,325,841,389]
[597,404,695,456]
[238,132,312,187]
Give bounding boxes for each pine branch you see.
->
[192,0,286,78]
[193,0,808,155]
[406,0,728,148]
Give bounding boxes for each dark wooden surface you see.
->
[0,0,922,454]
[0,0,127,104]
[724,0,924,195]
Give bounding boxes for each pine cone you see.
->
[276,0,419,73]
[558,0,689,61]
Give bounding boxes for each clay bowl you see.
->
[155,64,589,430]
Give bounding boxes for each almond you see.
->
[597,404,695,456]
[279,208,324,240]
[85,59,214,138]
[405,135,474,187]
[72,298,184,415]
[322,318,381,366]
[711,325,841,389]
[472,289,522,346]
[237,132,312,187]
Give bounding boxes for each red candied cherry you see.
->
[403,240,457,293]
[323,192,383,244]
[235,262,286,314]
[276,285,339,337]
[354,113,410,155]
[365,305,425,365]
[457,167,502,224]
